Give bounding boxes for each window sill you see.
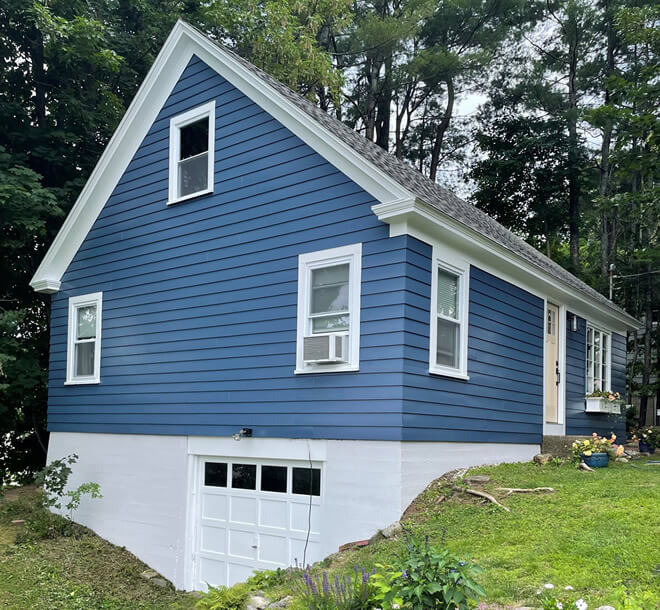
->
[64,379,100,386]
[295,365,359,375]
[429,368,469,381]
[167,188,213,206]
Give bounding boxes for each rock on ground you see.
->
[533,453,553,466]
[466,475,491,485]
[268,595,293,608]
[382,521,402,538]
[248,595,269,609]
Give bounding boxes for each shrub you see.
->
[571,433,623,461]
[195,582,250,610]
[374,533,486,609]
[246,567,290,590]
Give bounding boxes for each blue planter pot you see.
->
[581,452,609,468]
[639,441,655,454]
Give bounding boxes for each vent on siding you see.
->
[303,334,347,364]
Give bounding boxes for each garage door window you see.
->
[204,462,227,487]
[232,464,257,490]
[292,467,321,496]
[261,466,287,493]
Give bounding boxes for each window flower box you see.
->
[585,396,623,414]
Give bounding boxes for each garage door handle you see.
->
[251,545,258,549]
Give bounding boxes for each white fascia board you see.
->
[30,21,412,293]
[373,198,640,333]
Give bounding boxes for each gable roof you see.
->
[30,20,638,331]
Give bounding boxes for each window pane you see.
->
[75,341,95,377]
[312,314,349,334]
[77,305,97,340]
[204,462,227,487]
[593,331,601,390]
[180,118,209,159]
[436,318,459,368]
[231,464,256,490]
[292,467,320,496]
[178,153,208,197]
[437,270,458,319]
[311,264,349,314]
[602,334,608,390]
[261,465,287,493]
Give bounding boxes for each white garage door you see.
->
[194,457,322,590]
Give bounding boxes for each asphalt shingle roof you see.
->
[202,29,631,321]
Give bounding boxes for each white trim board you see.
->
[29,21,411,293]
[373,199,639,333]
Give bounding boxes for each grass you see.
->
[1,458,658,609]
[261,456,660,608]
[0,487,197,609]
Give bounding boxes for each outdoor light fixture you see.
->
[232,427,253,441]
[571,314,578,332]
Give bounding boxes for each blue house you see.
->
[30,21,638,591]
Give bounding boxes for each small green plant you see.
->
[536,583,659,610]
[195,582,250,610]
[376,533,486,609]
[246,567,289,590]
[294,567,372,610]
[33,454,78,508]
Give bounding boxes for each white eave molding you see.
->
[372,198,640,333]
[29,20,412,294]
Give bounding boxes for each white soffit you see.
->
[29,20,413,293]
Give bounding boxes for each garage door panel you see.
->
[202,494,227,522]
[229,529,258,560]
[200,557,226,588]
[258,533,289,564]
[229,495,258,525]
[290,502,320,534]
[200,525,226,554]
[259,498,288,529]
[227,562,256,585]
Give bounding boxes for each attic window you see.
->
[168,101,215,204]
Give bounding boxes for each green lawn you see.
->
[1,458,658,609]
[262,457,660,608]
[0,487,197,610]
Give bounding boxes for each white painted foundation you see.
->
[47,432,539,590]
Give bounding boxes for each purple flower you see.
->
[459,561,467,566]
[401,570,407,578]
[362,572,369,584]
[322,571,329,595]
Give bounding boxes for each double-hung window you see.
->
[168,101,215,204]
[296,243,362,373]
[430,262,468,379]
[586,324,610,393]
[66,293,102,384]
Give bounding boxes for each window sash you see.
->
[307,263,352,336]
[586,325,610,393]
[67,293,102,384]
[433,266,464,373]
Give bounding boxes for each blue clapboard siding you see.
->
[47,55,409,441]
[565,313,626,438]
[401,243,545,444]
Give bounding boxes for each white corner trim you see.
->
[295,243,362,374]
[372,198,639,332]
[167,100,216,205]
[65,292,103,385]
[29,21,412,293]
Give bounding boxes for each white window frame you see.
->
[168,100,215,205]
[586,323,611,394]
[66,292,103,385]
[295,243,362,374]
[429,259,469,380]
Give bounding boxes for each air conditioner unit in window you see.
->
[303,333,348,364]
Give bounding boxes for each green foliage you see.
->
[246,567,289,590]
[64,482,102,519]
[377,533,486,609]
[194,582,250,610]
[293,568,372,610]
[33,453,78,508]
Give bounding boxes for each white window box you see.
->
[585,397,623,415]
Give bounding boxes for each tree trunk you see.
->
[567,8,580,272]
[375,53,392,150]
[429,78,455,182]
[638,268,653,426]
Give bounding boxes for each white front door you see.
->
[194,457,322,590]
[545,303,560,424]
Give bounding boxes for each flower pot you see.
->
[581,452,609,468]
[638,441,656,454]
